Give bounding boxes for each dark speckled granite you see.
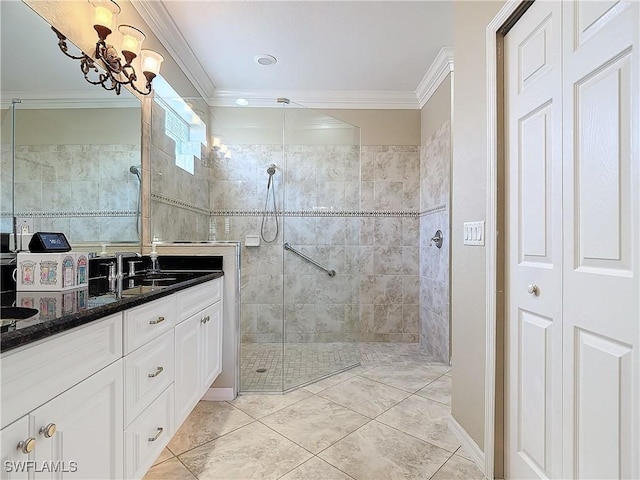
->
[1,271,223,353]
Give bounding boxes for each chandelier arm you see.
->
[52,27,88,61]
[51,24,157,96]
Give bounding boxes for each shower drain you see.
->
[256,368,267,373]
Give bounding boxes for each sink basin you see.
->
[1,307,39,333]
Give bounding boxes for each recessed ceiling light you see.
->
[254,54,277,66]
[235,98,249,106]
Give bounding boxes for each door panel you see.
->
[562,1,639,478]
[506,2,638,479]
[505,2,563,478]
[575,330,633,479]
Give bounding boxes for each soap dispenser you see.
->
[149,243,160,273]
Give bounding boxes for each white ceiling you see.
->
[134,1,454,109]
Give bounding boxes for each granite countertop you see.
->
[1,271,223,353]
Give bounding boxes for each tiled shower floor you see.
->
[240,342,439,392]
[240,342,360,391]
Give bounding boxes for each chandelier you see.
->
[53,0,163,96]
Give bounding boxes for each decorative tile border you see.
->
[151,192,210,216]
[210,209,420,218]
[419,203,447,217]
[1,210,137,218]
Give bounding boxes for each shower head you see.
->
[129,165,141,181]
[267,164,277,176]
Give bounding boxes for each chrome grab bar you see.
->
[283,243,336,277]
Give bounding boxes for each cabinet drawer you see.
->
[1,313,122,429]
[124,329,174,427]
[124,384,174,480]
[176,278,221,323]
[124,295,176,354]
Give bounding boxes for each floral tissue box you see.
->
[16,252,89,291]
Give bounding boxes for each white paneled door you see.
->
[505,1,639,478]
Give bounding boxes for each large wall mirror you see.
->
[0,1,141,248]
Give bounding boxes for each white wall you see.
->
[451,0,505,450]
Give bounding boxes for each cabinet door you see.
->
[1,416,32,480]
[201,302,223,390]
[32,361,123,480]
[174,314,201,428]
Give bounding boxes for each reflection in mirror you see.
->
[149,76,210,242]
[0,1,141,248]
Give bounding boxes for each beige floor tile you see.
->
[261,396,369,454]
[359,364,447,392]
[318,375,409,418]
[279,457,354,480]
[377,395,460,453]
[231,389,312,419]
[143,457,196,480]
[455,445,475,462]
[151,447,174,466]
[302,370,356,394]
[178,422,312,480]
[415,375,451,405]
[319,420,451,480]
[167,401,254,455]
[431,454,485,480]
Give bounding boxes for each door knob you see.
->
[527,284,539,296]
[39,423,56,438]
[17,437,36,454]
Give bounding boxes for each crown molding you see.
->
[210,90,421,110]
[130,0,216,99]
[0,91,140,109]
[130,1,450,110]
[415,46,454,109]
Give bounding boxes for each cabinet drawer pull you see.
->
[148,427,164,442]
[17,437,36,454]
[39,423,56,438]
[149,316,165,325]
[201,315,210,324]
[148,366,164,378]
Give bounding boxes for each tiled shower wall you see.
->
[419,121,451,362]
[1,143,140,242]
[359,145,420,342]
[211,143,420,343]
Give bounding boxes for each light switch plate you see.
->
[463,221,485,246]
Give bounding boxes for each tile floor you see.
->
[144,343,485,479]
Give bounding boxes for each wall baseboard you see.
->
[202,387,235,401]
[448,415,486,475]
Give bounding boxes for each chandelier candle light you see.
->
[53,0,163,95]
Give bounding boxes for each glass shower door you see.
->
[281,101,361,390]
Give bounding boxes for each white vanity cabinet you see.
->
[32,361,124,480]
[1,313,123,480]
[0,276,223,480]
[174,279,223,427]
[1,416,32,480]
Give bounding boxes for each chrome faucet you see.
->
[115,252,141,279]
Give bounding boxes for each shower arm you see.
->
[283,243,336,277]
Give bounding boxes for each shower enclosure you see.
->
[209,99,361,392]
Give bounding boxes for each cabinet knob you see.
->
[17,437,36,454]
[201,315,210,324]
[149,316,165,325]
[39,423,56,438]
[148,366,164,378]
[527,284,540,296]
[148,427,164,442]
